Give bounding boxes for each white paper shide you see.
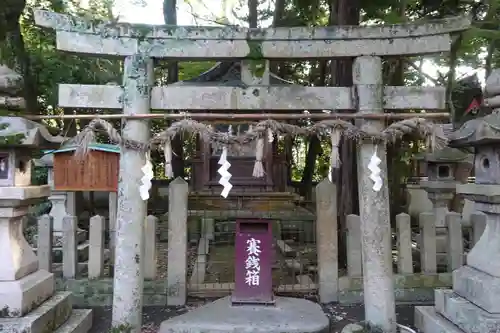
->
[245,238,261,286]
[139,153,154,200]
[217,146,233,198]
[368,146,382,192]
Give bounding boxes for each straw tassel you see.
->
[252,136,265,178]
[330,129,342,169]
[164,138,174,178]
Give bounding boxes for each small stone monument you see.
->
[415,141,472,267]
[34,153,88,268]
[159,218,329,333]
[415,69,500,333]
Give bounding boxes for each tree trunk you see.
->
[0,0,38,114]
[248,0,258,28]
[299,61,327,197]
[163,0,184,177]
[330,0,360,218]
[386,0,407,220]
[328,0,361,269]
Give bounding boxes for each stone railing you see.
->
[31,177,484,307]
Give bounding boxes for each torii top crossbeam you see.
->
[34,10,469,59]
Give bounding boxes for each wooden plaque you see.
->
[53,150,119,191]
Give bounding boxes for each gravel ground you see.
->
[84,298,419,333]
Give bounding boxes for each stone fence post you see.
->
[315,178,338,303]
[167,177,189,306]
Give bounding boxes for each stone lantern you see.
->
[415,69,500,333]
[0,117,60,314]
[0,66,91,331]
[415,143,473,265]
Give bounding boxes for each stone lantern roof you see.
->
[0,64,65,148]
[448,111,500,148]
[414,123,473,164]
[0,116,65,148]
[448,69,500,148]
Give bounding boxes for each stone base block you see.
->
[414,306,463,333]
[435,289,500,333]
[0,269,54,317]
[0,291,72,333]
[159,296,329,333]
[54,309,92,333]
[453,265,500,313]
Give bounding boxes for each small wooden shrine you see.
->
[172,62,292,193]
[47,143,119,192]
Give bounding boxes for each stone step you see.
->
[434,289,500,333]
[0,291,72,333]
[54,309,93,333]
[415,306,463,333]
[453,265,500,313]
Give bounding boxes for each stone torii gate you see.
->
[34,10,469,333]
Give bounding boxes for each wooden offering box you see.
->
[49,143,119,191]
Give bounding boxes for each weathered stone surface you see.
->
[419,212,437,273]
[0,291,72,333]
[0,65,23,94]
[315,179,338,303]
[0,185,50,201]
[62,216,78,279]
[435,289,500,333]
[0,117,64,147]
[396,213,413,274]
[346,214,362,276]
[0,269,54,317]
[37,215,53,272]
[341,323,364,333]
[34,10,469,40]
[167,177,189,306]
[446,212,463,271]
[54,309,92,333]
[68,33,457,58]
[0,188,51,285]
[415,306,463,333]
[453,265,500,314]
[111,55,153,333]
[88,215,105,279]
[354,56,396,333]
[59,84,446,111]
[159,296,329,333]
[143,215,158,280]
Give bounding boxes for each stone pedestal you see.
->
[159,296,329,333]
[415,184,500,333]
[420,181,458,267]
[49,191,86,244]
[0,185,92,333]
[48,191,88,263]
[36,156,88,269]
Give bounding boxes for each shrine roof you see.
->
[171,62,294,86]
